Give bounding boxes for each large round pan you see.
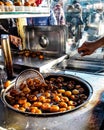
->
[1,73,93,117]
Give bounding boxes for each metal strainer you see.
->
[15,69,45,89]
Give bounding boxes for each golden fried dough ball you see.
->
[60,96,69,102]
[26,78,34,86]
[28,95,37,102]
[35,109,42,114]
[50,105,59,112]
[53,95,60,102]
[38,96,46,102]
[22,86,31,94]
[42,92,51,98]
[78,87,85,93]
[29,106,38,113]
[18,97,27,105]
[14,1,22,6]
[13,104,20,109]
[10,89,19,97]
[0,1,4,5]
[19,107,26,112]
[70,95,79,101]
[75,85,81,89]
[29,107,42,114]
[72,89,79,95]
[67,100,77,106]
[41,103,51,111]
[79,94,87,100]
[38,55,44,60]
[41,98,51,103]
[19,83,27,90]
[67,106,75,110]
[64,91,72,97]
[22,102,31,109]
[58,89,65,93]
[59,108,67,112]
[59,102,68,108]
[32,102,42,108]
[33,78,41,84]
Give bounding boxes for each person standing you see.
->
[53,2,66,25]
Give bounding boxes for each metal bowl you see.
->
[1,73,93,117]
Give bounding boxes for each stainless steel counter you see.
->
[0,70,104,130]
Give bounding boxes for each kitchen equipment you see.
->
[1,73,93,117]
[1,34,14,80]
[11,25,68,73]
[15,69,45,89]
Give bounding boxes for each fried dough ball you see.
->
[5,95,15,105]
[0,1,4,5]
[26,78,34,86]
[75,85,81,89]
[35,109,42,114]
[41,103,51,111]
[59,108,67,112]
[19,107,26,112]
[38,96,46,102]
[33,78,41,84]
[60,96,69,102]
[18,97,27,105]
[59,102,68,108]
[70,95,79,101]
[58,89,65,93]
[29,106,38,113]
[38,55,44,60]
[22,102,31,109]
[79,94,87,100]
[27,95,37,102]
[42,92,51,98]
[67,100,77,106]
[67,106,75,110]
[53,95,60,102]
[64,91,72,97]
[22,86,31,94]
[43,99,51,103]
[10,89,19,97]
[72,89,79,95]
[32,102,42,108]
[13,104,20,109]
[78,87,85,93]
[19,83,27,90]
[14,1,22,6]
[50,105,59,112]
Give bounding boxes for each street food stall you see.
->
[0,0,104,130]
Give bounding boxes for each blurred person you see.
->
[27,9,57,26]
[0,0,21,49]
[27,0,57,26]
[53,2,66,25]
[78,36,104,56]
[0,18,21,49]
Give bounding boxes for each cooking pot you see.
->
[1,74,93,129]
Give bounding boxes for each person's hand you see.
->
[78,41,99,56]
[9,35,21,47]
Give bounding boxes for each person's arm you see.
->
[78,36,104,56]
[0,19,21,47]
